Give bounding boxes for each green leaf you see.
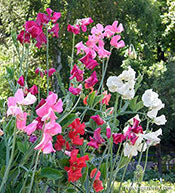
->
[93,94,104,107]
[100,163,107,180]
[60,113,78,129]
[66,188,76,193]
[87,91,96,107]
[135,101,144,112]
[17,141,28,154]
[40,167,63,180]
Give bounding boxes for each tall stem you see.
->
[27,150,41,193]
[46,27,49,96]
[25,46,29,83]
[0,122,17,192]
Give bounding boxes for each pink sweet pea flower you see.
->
[87,128,105,149]
[85,71,98,89]
[79,52,99,70]
[25,21,42,39]
[110,35,125,49]
[51,12,61,23]
[16,112,27,131]
[44,121,62,136]
[104,21,124,38]
[70,64,84,82]
[106,127,111,139]
[45,68,56,77]
[25,120,38,135]
[29,85,38,95]
[112,133,125,145]
[49,23,59,38]
[91,24,104,39]
[36,93,63,119]
[17,75,25,87]
[69,84,82,95]
[90,115,104,126]
[67,24,80,35]
[80,17,93,32]
[17,30,30,44]
[75,41,87,55]
[96,40,111,58]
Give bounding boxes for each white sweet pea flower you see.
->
[142,128,162,146]
[154,115,167,125]
[106,76,123,93]
[118,66,136,82]
[142,89,160,108]
[123,137,147,158]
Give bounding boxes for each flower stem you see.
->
[0,122,17,192]
[46,27,49,96]
[27,150,41,193]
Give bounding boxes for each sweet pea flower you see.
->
[36,12,50,26]
[80,17,93,32]
[110,35,125,49]
[25,120,38,135]
[46,8,53,16]
[69,84,82,95]
[104,20,124,38]
[79,52,99,70]
[49,23,59,38]
[17,75,25,87]
[29,135,38,143]
[35,67,44,78]
[106,127,111,139]
[51,12,61,23]
[67,24,80,35]
[85,71,98,89]
[90,115,104,126]
[106,76,123,93]
[29,85,38,95]
[87,128,105,149]
[101,91,111,105]
[153,115,167,125]
[70,64,84,82]
[17,30,30,44]
[45,68,56,77]
[112,133,125,145]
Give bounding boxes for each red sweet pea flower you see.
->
[90,168,101,180]
[68,118,85,146]
[93,179,104,192]
[17,75,25,87]
[90,115,104,126]
[49,23,59,38]
[64,149,89,182]
[101,91,111,105]
[85,71,98,89]
[54,135,66,151]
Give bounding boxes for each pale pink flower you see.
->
[104,21,124,38]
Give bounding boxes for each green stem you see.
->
[25,46,29,83]
[46,27,49,96]
[0,122,17,192]
[27,150,41,193]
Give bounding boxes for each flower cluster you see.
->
[90,168,104,192]
[17,8,61,48]
[142,89,167,125]
[106,66,136,99]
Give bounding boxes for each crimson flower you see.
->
[68,118,85,145]
[85,71,98,89]
[17,75,25,87]
[112,133,125,145]
[69,64,84,82]
[90,115,104,126]
[54,135,66,151]
[17,30,30,44]
[69,84,82,96]
[90,168,104,192]
[64,149,89,182]
[45,68,56,77]
[29,85,38,95]
[67,24,80,35]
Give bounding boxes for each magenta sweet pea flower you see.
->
[29,85,38,95]
[69,84,82,95]
[17,30,30,44]
[36,13,50,26]
[90,115,104,126]
[45,68,56,77]
[112,133,125,145]
[25,21,42,39]
[46,8,53,16]
[110,35,125,49]
[79,52,99,70]
[85,71,98,89]
[51,12,61,23]
[49,23,59,38]
[87,128,105,149]
[29,135,38,143]
[80,17,93,32]
[17,75,25,87]
[35,67,44,78]
[35,32,47,49]
[70,64,84,82]
[106,127,111,139]
[67,24,80,35]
